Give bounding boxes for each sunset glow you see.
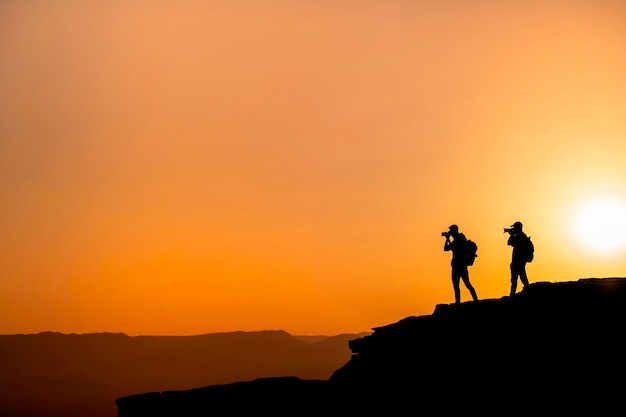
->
[1,1,626,336]
[572,196,626,255]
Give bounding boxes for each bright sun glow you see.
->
[572,197,626,255]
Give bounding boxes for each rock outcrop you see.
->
[116,278,626,416]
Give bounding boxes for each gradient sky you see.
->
[2,1,626,336]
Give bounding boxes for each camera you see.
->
[441,231,451,238]
[503,227,514,234]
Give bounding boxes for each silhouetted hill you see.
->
[0,330,367,417]
[116,277,626,416]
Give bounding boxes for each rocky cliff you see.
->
[116,277,626,416]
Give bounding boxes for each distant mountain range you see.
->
[0,330,369,417]
[116,277,626,416]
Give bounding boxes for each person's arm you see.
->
[444,237,452,251]
[507,234,515,247]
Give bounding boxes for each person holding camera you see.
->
[443,224,478,304]
[504,221,531,296]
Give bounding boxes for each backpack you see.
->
[463,239,478,266]
[519,234,534,263]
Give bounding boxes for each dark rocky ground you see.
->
[117,277,626,416]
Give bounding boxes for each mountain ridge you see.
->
[0,329,367,417]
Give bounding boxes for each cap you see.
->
[511,221,523,230]
[449,224,459,232]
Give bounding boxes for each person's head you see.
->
[511,221,523,232]
[449,224,459,236]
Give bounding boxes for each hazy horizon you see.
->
[0,328,372,338]
[2,1,626,336]
[0,329,367,417]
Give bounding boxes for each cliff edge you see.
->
[117,277,626,415]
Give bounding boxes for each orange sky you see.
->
[1,1,626,336]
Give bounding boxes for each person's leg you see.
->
[451,269,461,304]
[520,263,530,288]
[461,268,478,301]
[510,263,518,296]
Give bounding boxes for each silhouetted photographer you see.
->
[505,221,534,296]
[443,224,478,304]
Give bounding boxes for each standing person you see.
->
[443,224,478,304]
[505,221,532,296]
